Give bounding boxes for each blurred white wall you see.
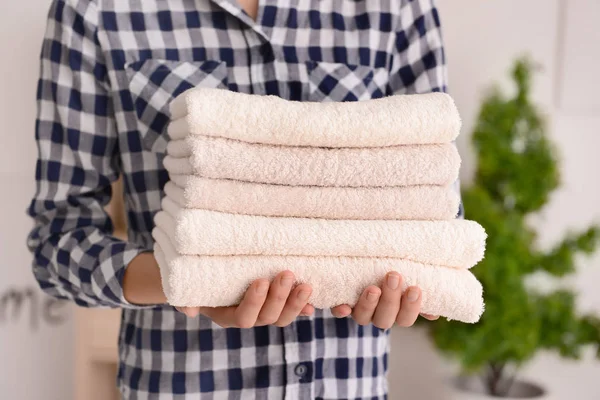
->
[0,0,598,399]
[390,1,600,398]
[0,0,74,399]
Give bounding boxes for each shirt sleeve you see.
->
[388,0,464,219]
[26,0,151,308]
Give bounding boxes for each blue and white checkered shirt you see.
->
[27,0,454,398]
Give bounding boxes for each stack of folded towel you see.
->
[153,88,487,323]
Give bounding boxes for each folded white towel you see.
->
[168,88,461,147]
[163,136,461,187]
[165,176,460,220]
[154,196,486,268]
[153,226,484,323]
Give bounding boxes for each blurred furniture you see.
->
[74,307,121,400]
[74,178,125,400]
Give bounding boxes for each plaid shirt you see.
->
[27,0,455,398]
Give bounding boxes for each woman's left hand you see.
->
[331,272,439,329]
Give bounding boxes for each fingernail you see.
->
[366,291,379,302]
[256,281,269,296]
[387,273,400,290]
[281,274,294,288]
[298,290,311,301]
[407,288,420,303]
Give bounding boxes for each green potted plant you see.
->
[430,58,600,399]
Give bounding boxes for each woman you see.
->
[28,0,451,397]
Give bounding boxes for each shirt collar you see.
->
[208,0,270,40]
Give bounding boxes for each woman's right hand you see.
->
[176,271,314,328]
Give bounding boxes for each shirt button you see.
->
[294,363,308,377]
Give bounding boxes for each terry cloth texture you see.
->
[164,177,460,220]
[154,196,486,269]
[153,227,484,323]
[168,88,462,147]
[163,136,461,187]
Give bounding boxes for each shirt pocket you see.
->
[305,61,388,102]
[125,59,228,153]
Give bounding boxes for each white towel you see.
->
[165,176,460,220]
[153,226,484,323]
[154,196,486,269]
[168,88,461,147]
[163,136,461,187]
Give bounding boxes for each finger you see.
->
[351,286,381,326]
[256,271,295,325]
[198,306,237,328]
[175,306,201,318]
[300,304,315,316]
[421,313,439,321]
[275,284,312,327]
[233,279,270,328]
[396,286,422,327]
[372,272,403,330]
[331,304,352,318]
